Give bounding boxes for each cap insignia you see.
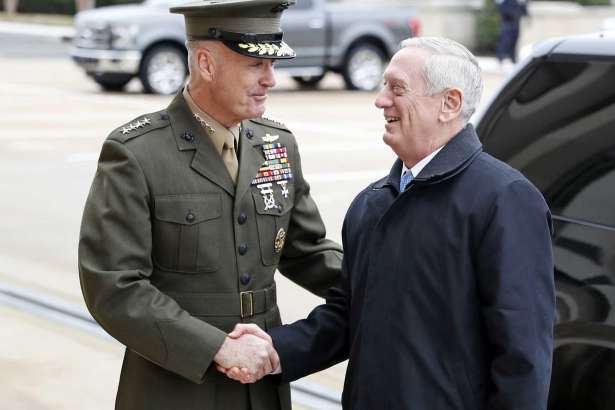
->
[237,42,294,58]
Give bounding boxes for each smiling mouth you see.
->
[385,116,400,124]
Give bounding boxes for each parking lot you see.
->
[0,30,506,409]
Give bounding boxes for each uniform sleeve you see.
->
[476,179,555,409]
[78,139,227,384]
[270,217,351,382]
[278,139,343,297]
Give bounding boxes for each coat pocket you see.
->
[252,190,293,266]
[152,193,221,273]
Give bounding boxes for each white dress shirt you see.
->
[401,146,444,180]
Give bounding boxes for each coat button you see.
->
[181,131,194,142]
[238,213,248,224]
[185,212,196,223]
[240,273,251,285]
[277,204,284,214]
[238,243,248,255]
[246,129,254,139]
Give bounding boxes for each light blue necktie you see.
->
[400,170,414,192]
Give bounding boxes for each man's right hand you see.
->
[213,331,279,383]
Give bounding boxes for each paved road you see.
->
[0,32,506,409]
[0,32,70,58]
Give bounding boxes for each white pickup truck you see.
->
[70,0,420,94]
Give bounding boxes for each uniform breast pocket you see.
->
[152,193,221,273]
[251,188,294,266]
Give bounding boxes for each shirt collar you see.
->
[401,146,444,179]
[183,86,240,155]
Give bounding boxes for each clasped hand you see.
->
[213,324,278,384]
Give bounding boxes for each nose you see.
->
[374,87,391,109]
[261,61,277,88]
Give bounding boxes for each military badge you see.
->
[274,228,286,254]
[262,133,279,143]
[257,183,277,211]
[251,143,294,186]
[277,181,289,198]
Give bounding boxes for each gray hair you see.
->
[400,37,483,123]
[186,40,203,74]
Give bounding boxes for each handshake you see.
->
[213,324,279,384]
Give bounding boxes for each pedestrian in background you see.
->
[495,0,529,65]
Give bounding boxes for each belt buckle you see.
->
[240,291,254,318]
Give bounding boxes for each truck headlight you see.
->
[111,24,140,49]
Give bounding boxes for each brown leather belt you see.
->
[168,283,277,318]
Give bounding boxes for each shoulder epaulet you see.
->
[109,110,170,143]
[249,116,290,132]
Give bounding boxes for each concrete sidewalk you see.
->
[0,20,73,39]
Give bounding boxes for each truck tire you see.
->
[342,43,386,91]
[93,74,133,91]
[292,74,325,89]
[140,44,187,95]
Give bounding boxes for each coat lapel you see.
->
[166,92,235,197]
[235,120,266,207]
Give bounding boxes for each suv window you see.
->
[551,156,615,228]
[293,0,313,10]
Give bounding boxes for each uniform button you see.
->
[238,243,248,255]
[240,273,251,285]
[185,212,195,223]
[238,213,248,224]
[246,129,254,139]
[181,130,194,142]
[277,204,284,214]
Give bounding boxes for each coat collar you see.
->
[167,92,236,196]
[375,124,483,192]
[166,92,267,200]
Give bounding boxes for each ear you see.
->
[439,88,463,123]
[195,47,215,82]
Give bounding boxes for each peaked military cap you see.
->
[170,0,296,59]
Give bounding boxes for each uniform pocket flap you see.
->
[251,190,293,216]
[154,193,221,225]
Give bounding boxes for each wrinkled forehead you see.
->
[384,47,431,85]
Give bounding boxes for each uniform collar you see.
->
[376,124,483,192]
[183,86,240,154]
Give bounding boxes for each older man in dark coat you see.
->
[223,37,555,410]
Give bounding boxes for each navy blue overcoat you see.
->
[270,125,555,410]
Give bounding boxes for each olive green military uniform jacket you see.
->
[78,93,342,410]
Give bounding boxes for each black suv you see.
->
[475,30,615,409]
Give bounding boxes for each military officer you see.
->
[77,1,342,409]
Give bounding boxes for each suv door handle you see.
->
[308,19,324,29]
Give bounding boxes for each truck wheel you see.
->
[342,43,386,91]
[140,44,187,95]
[93,74,133,91]
[292,74,325,89]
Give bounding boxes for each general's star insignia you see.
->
[263,133,279,143]
[194,113,215,134]
[120,117,153,134]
